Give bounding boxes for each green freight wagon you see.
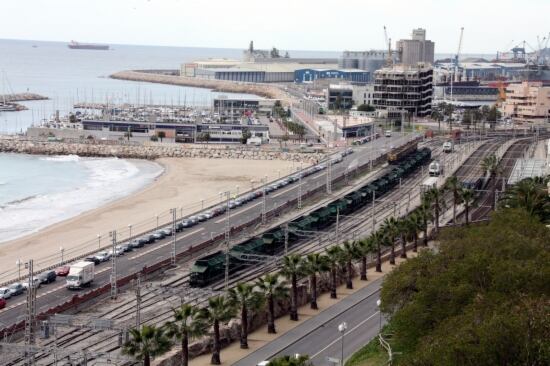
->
[189,251,226,287]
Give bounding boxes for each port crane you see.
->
[383,25,393,66]
[454,27,464,82]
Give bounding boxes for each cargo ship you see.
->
[68,40,109,50]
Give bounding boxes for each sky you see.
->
[1,0,549,54]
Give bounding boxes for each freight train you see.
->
[189,146,432,287]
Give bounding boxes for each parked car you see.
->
[95,251,111,262]
[84,256,100,265]
[0,287,12,300]
[8,283,24,296]
[228,201,237,209]
[175,222,184,232]
[188,216,199,225]
[22,278,41,290]
[202,211,213,220]
[161,227,173,236]
[197,214,207,222]
[130,238,146,249]
[38,270,57,284]
[181,219,193,228]
[109,246,125,256]
[144,234,156,243]
[120,243,132,252]
[55,266,70,276]
[152,231,165,240]
[0,297,6,309]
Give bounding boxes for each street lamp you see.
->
[128,224,132,240]
[376,299,382,331]
[250,179,255,190]
[201,198,204,210]
[60,246,64,263]
[235,185,239,195]
[338,321,348,366]
[97,234,101,249]
[219,191,223,203]
[156,214,159,229]
[16,259,21,281]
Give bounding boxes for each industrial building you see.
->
[372,63,433,118]
[433,81,498,101]
[338,50,389,74]
[352,84,375,106]
[326,84,354,110]
[181,59,241,77]
[503,81,550,123]
[213,96,276,122]
[396,28,435,66]
[293,69,370,83]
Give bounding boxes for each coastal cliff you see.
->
[0,137,325,163]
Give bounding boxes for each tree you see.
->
[460,188,476,225]
[381,217,399,265]
[415,202,432,246]
[302,253,328,310]
[501,177,550,222]
[357,104,375,112]
[241,128,252,144]
[198,132,211,144]
[396,218,409,259]
[340,241,357,289]
[228,283,263,349]
[157,131,166,142]
[445,176,463,224]
[198,296,236,365]
[424,188,446,233]
[122,325,171,366]
[405,212,423,253]
[270,47,280,58]
[268,354,312,366]
[281,254,304,321]
[481,154,501,210]
[356,237,375,280]
[379,208,550,365]
[150,135,159,142]
[284,51,290,58]
[165,304,206,366]
[255,273,288,334]
[325,246,342,298]
[371,231,386,273]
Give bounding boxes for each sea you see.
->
[0,38,337,242]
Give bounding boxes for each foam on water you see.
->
[0,154,163,242]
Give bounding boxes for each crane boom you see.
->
[383,26,392,66]
[455,27,464,67]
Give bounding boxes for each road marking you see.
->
[214,202,262,224]
[127,228,204,260]
[310,311,380,360]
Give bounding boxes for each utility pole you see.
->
[24,259,36,366]
[298,172,302,209]
[262,178,267,225]
[134,273,141,328]
[224,192,231,291]
[371,191,376,233]
[110,230,117,300]
[170,208,177,266]
[284,223,289,255]
[326,158,332,194]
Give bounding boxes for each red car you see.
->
[0,297,6,309]
[55,266,70,277]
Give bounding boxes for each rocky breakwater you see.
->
[0,137,325,164]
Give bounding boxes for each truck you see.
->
[66,261,94,290]
[420,176,439,195]
[443,141,453,153]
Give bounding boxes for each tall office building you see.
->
[396,28,435,66]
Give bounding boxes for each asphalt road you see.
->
[234,278,386,366]
[0,134,415,329]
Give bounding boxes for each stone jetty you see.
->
[0,137,325,163]
[0,93,48,102]
[110,70,294,104]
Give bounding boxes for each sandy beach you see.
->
[0,157,297,277]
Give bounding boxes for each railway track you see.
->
[2,139,494,366]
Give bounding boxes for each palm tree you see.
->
[165,304,206,366]
[481,154,501,210]
[302,253,328,310]
[199,296,236,365]
[228,283,263,349]
[396,218,409,259]
[325,246,342,299]
[281,254,304,321]
[381,217,398,265]
[122,325,171,366]
[371,231,385,272]
[502,178,550,221]
[405,212,422,253]
[255,273,288,334]
[340,241,357,289]
[268,354,312,366]
[445,176,463,224]
[424,188,445,233]
[416,202,432,246]
[460,188,476,225]
[356,237,375,280]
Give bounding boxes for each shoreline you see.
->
[0,156,297,279]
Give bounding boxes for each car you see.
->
[202,211,214,219]
[84,256,100,265]
[0,288,11,300]
[55,266,70,276]
[228,201,237,209]
[0,298,6,309]
[8,283,24,296]
[22,278,41,290]
[95,251,111,262]
[120,243,132,252]
[38,270,57,284]
[197,214,207,222]
[161,227,173,236]
[181,219,194,228]
[110,246,125,256]
[130,238,146,249]
[234,199,243,206]
[188,216,199,225]
[385,130,392,137]
[152,231,165,240]
[175,222,184,231]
